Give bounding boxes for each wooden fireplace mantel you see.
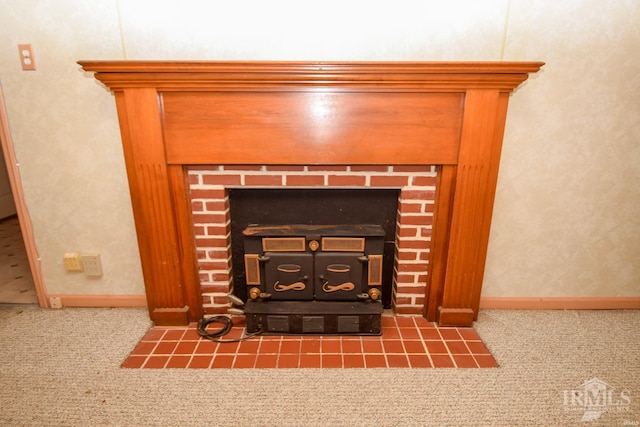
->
[79,60,543,326]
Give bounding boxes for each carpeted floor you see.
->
[0,307,637,426]
[0,216,37,305]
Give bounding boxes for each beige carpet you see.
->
[0,307,637,426]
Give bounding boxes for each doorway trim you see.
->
[0,83,48,307]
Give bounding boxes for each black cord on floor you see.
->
[196,316,262,343]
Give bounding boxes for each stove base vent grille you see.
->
[245,300,383,335]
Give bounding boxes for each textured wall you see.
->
[0,0,144,295]
[0,0,637,298]
[485,0,640,297]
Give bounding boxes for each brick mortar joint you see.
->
[190,183,228,189]
[189,165,436,172]
[196,267,232,272]
[396,236,433,240]
[398,213,434,218]
[189,169,436,178]
[195,234,232,239]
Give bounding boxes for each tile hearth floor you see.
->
[123,315,499,369]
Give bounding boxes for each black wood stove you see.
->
[242,224,385,335]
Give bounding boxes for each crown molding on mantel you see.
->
[79,60,544,91]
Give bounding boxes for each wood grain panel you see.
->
[162,92,463,165]
[438,90,505,324]
[168,164,203,321]
[425,165,456,321]
[116,89,188,324]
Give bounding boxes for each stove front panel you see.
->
[314,252,365,301]
[263,252,314,300]
[243,225,385,304]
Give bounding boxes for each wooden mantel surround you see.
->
[79,60,543,327]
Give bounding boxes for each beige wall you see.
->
[0,0,637,299]
[487,0,640,297]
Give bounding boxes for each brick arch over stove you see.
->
[79,61,543,326]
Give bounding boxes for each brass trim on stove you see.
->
[368,254,383,286]
[262,237,306,252]
[244,254,261,285]
[321,237,365,252]
[308,240,320,251]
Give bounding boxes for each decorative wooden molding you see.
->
[80,61,542,91]
[50,294,147,308]
[79,61,543,326]
[0,86,48,308]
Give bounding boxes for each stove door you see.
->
[263,252,314,300]
[314,252,365,301]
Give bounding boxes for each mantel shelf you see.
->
[79,60,543,91]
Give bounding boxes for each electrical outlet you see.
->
[18,44,36,71]
[63,252,83,271]
[81,253,103,277]
[49,296,62,309]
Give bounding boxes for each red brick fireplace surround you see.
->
[189,164,437,316]
[80,60,543,327]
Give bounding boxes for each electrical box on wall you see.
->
[18,44,36,71]
[63,252,103,277]
[63,252,83,271]
[81,254,103,277]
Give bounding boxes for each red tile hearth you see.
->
[122,315,498,369]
